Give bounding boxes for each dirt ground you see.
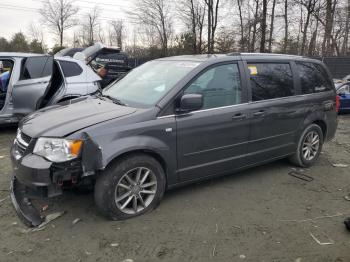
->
[0,116,350,262]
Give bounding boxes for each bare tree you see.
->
[178,0,206,53]
[204,0,220,53]
[40,0,79,47]
[260,0,267,52]
[283,0,289,53]
[110,20,124,49]
[27,23,45,50]
[268,0,277,52]
[237,0,245,51]
[82,6,100,46]
[341,0,350,54]
[299,0,318,55]
[250,0,259,52]
[129,0,173,56]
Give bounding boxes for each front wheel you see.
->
[289,124,324,167]
[94,154,166,220]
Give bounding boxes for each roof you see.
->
[156,54,227,62]
[155,52,316,63]
[0,52,45,58]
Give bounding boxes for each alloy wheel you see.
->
[114,167,157,215]
[302,131,320,161]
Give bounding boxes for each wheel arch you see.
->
[105,149,168,180]
[301,111,328,141]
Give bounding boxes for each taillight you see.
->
[336,95,340,113]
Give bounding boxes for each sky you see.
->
[0,0,133,48]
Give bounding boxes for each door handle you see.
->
[252,110,265,117]
[232,113,246,120]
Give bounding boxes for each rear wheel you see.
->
[94,154,166,220]
[289,124,324,167]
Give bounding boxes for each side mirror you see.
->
[338,91,346,96]
[178,94,203,113]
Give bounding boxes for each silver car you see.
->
[0,52,101,125]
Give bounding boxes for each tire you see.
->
[289,124,324,168]
[94,154,166,220]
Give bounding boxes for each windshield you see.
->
[102,60,200,108]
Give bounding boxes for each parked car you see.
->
[56,43,131,88]
[0,53,101,125]
[10,53,338,226]
[336,82,350,112]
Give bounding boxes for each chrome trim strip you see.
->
[16,135,29,148]
[157,115,175,119]
[157,91,334,118]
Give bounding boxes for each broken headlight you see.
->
[33,138,83,162]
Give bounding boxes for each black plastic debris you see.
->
[344,218,350,231]
[288,171,314,182]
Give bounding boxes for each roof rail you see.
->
[227,52,241,56]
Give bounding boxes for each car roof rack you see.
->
[227,52,241,56]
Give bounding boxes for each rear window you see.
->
[296,62,333,94]
[59,61,83,77]
[248,63,294,101]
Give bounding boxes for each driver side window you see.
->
[184,63,241,110]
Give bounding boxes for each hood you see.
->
[20,97,137,138]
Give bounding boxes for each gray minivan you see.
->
[10,53,338,226]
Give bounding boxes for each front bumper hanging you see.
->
[10,177,43,227]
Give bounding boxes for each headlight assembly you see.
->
[33,138,83,162]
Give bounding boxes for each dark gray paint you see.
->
[16,53,338,190]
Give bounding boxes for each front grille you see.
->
[20,132,31,145]
[16,141,26,155]
[14,130,31,158]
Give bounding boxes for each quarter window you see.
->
[184,63,241,109]
[248,63,294,101]
[296,62,333,94]
[59,61,83,77]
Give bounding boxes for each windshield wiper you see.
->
[101,94,127,106]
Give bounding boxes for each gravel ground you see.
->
[0,116,350,262]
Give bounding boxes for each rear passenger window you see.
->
[184,63,241,110]
[59,61,83,77]
[248,63,294,101]
[20,56,53,80]
[296,62,333,94]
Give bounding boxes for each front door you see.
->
[176,62,250,181]
[12,56,53,115]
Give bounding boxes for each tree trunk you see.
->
[284,0,288,53]
[322,0,333,56]
[190,0,197,54]
[301,1,312,56]
[237,0,244,51]
[342,0,350,54]
[268,0,277,52]
[260,0,267,52]
[251,0,259,52]
[207,0,212,54]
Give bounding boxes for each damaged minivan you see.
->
[10,53,338,227]
[0,53,100,125]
